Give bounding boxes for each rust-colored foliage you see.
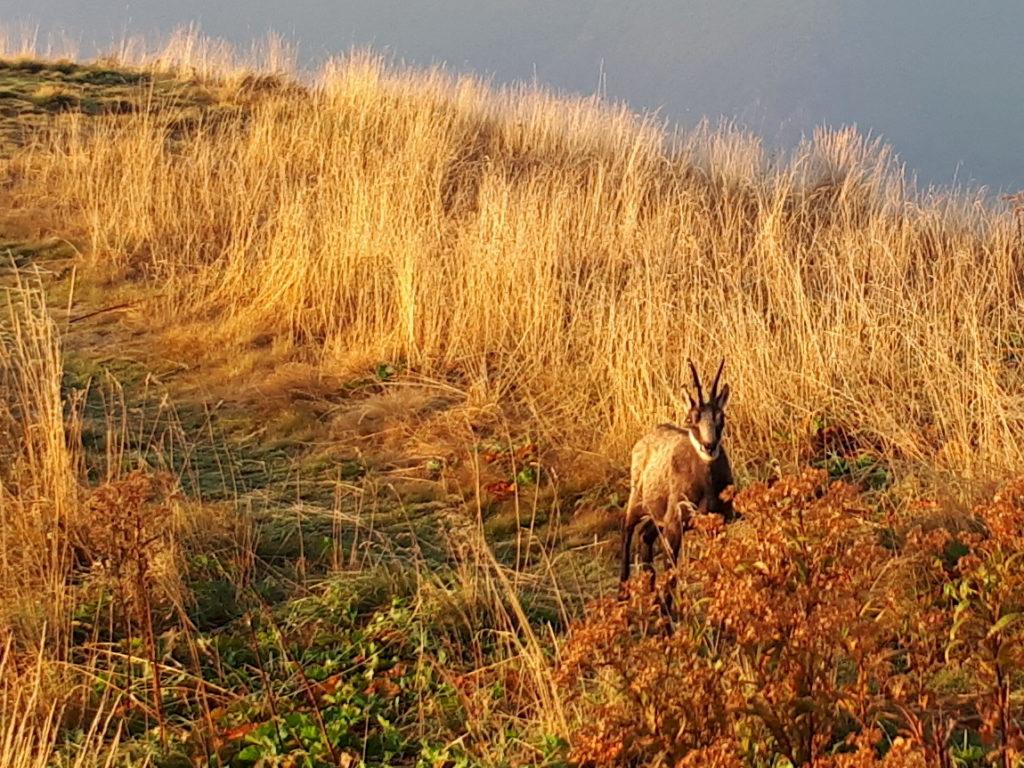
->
[560,472,1024,767]
[698,472,894,765]
[943,481,1024,768]
[76,472,175,570]
[72,470,181,746]
[558,588,738,767]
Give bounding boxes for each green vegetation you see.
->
[0,59,204,154]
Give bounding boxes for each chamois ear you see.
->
[716,383,730,410]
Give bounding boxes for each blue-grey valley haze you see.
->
[6,0,1024,192]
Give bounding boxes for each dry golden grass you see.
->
[0,24,77,62]
[0,275,77,649]
[0,278,112,767]
[0,638,127,768]
[9,47,1023,503]
[0,23,293,80]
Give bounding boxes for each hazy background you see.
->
[6,0,1024,191]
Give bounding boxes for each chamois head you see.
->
[685,358,730,463]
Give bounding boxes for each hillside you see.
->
[3,41,1024,767]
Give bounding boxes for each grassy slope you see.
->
[4,51,1021,767]
[0,59,610,767]
[20,48,1024,509]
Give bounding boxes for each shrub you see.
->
[557,589,738,767]
[558,472,1024,767]
[695,472,896,765]
[942,480,1024,768]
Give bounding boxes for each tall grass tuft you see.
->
[0,275,77,650]
[0,276,127,767]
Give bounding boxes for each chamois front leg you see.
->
[717,487,736,522]
[703,487,735,523]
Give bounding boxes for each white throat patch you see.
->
[688,430,719,463]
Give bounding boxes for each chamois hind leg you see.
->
[653,505,685,619]
[640,521,658,592]
[618,491,643,596]
[660,524,684,618]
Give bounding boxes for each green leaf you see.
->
[236,745,264,762]
[516,466,538,486]
[987,612,1024,639]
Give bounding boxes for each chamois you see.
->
[619,358,735,592]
